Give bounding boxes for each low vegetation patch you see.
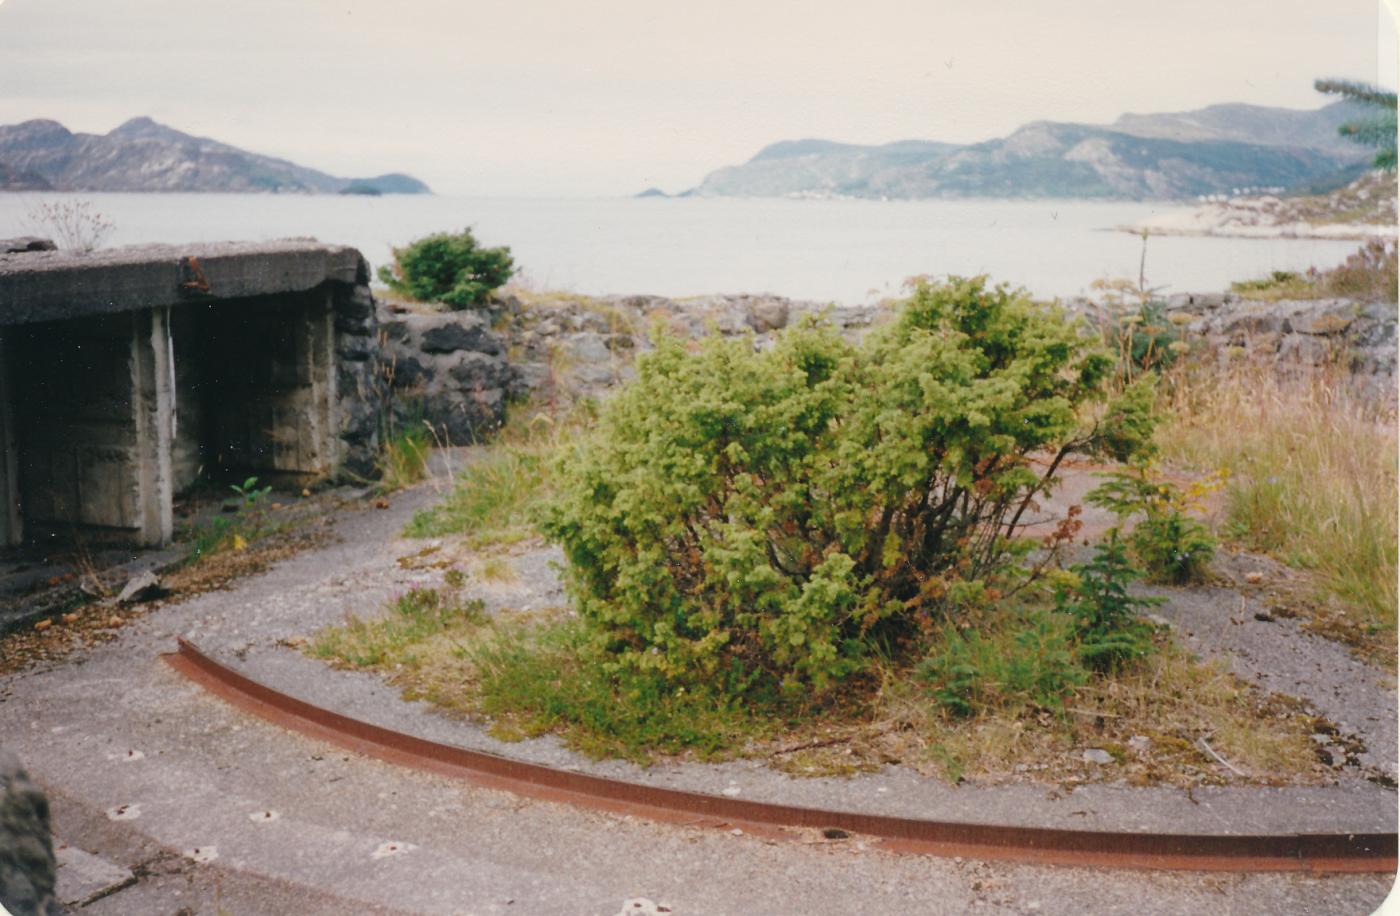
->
[1159,362,1397,635]
[405,446,548,545]
[1086,465,1219,585]
[308,576,1321,784]
[404,402,593,544]
[183,476,281,563]
[1231,238,1398,303]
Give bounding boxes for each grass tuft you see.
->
[310,587,486,668]
[405,399,594,544]
[405,446,550,544]
[378,425,433,492]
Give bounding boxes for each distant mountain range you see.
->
[0,117,430,194]
[676,101,1372,201]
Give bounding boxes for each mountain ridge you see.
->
[0,116,430,194]
[688,101,1371,201]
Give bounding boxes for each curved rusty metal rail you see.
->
[164,638,1396,873]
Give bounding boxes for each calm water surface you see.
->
[0,193,1366,303]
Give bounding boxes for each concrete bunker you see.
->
[0,241,383,549]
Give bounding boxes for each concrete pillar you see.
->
[130,307,174,546]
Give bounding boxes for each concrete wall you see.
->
[4,310,172,546]
[168,290,339,488]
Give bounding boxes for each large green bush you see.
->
[541,278,1155,697]
[377,228,514,309]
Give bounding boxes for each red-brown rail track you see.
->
[165,638,1396,874]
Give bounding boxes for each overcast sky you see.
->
[0,0,1394,196]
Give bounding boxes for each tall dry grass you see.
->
[1158,359,1397,628]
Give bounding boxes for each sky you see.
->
[0,0,1394,196]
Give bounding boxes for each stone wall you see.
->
[378,307,515,445]
[332,279,384,478]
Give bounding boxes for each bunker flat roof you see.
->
[0,239,367,326]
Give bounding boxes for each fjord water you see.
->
[0,192,1366,303]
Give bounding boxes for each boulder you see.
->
[746,298,790,333]
[419,314,502,355]
[0,750,61,916]
[563,331,613,364]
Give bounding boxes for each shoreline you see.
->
[1116,219,1395,242]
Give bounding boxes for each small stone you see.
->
[105,803,140,821]
[374,498,390,510]
[371,841,415,859]
[1081,748,1115,765]
[116,571,165,605]
[720,785,741,797]
[107,616,123,627]
[301,488,312,498]
[730,828,744,836]
[61,613,79,624]
[33,619,51,631]
[1244,571,1264,585]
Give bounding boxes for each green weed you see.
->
[378,425,433,491]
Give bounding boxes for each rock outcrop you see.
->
[494,292,882,404]
[1063,291,1397,403]
[378,307,516,445]
[499,289,1396,407]
[372,285,1395,457]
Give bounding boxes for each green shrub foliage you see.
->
[1087,465,1217,584]
[541,278,1153,696]
[1055,534,1161,671]
[918,608,1085,717]
[377,228,514,309]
